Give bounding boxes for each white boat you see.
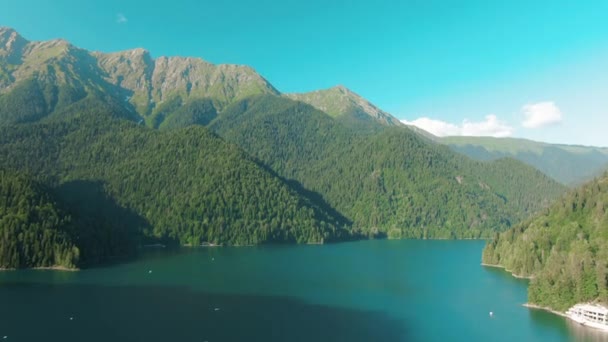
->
[566,303,608,331]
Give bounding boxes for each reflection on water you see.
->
[0,240,597,342]
[0,282,409,342]
[565,319,608,342]
[528,306,608,342]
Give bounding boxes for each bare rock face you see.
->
[149,56,279,106]
[0,27,279,116]
[0,27,104,93]
[286,85,403,127]
[0,27,28,64]
[1,27,400,128]
[94,50,279,114]
[94,48,153,92]
[0,27,28,88]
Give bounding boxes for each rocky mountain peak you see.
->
[0,27,28,61]
[285,85,403,126]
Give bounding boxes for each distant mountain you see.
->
[483,172,608,311]
[441,136,608,186]
[285,85,403,128]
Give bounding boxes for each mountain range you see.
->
[0,27,403,129]
[0,27,568,268]
[2,25,605,187]
[441,136,608,186]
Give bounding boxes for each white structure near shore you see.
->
[566,303,608,331]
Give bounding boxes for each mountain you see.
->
[285,85,403,129]
[94,50,279,121]
[441,136,608,186]
[0,97,350,268]
[210,94,566,238]
[482,172,608,311]
[0,26,278,128]
[0,27,568,268]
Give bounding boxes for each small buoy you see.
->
[69,317,74,321]
[489,311,494,317]
[148,270,152,274]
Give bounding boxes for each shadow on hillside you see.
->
[283,178,365,240]
[251,159,355,237]
[54,180,156,266]
[0,282,410,342]
[284,178,352,223]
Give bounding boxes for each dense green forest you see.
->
[0,96,350,268]
[0,170,79,269]
[210,95,565,238]
[483,172,608,311]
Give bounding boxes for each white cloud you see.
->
[401,114,513,138]
[401,117,460,136]
[116,13,128,24]
[521,101,562,128]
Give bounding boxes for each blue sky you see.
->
[2,0,608,146]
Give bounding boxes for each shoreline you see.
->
[480,262,533,279]
[523,303,567,318]
[182,243,224,247]
[482,264,567,319]
[0,265,79,272]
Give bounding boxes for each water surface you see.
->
[0,240,605,341]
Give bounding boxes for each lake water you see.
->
[1,240,607,342]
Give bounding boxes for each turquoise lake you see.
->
[1,240,607,341]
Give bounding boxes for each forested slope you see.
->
[0,97,350,268]
[211,95,565,238]
[442,136,608,186]
[0,170,79,269]
[483,172,608,311]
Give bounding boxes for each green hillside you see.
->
[0,170,79,269]
[0,97,350,268]
[483,172,608,311]
[211,95,565,238]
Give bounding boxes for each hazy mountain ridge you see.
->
[441,136,608,185]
